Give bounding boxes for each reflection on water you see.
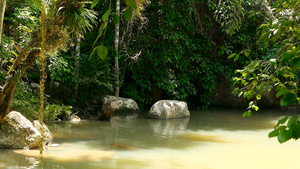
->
[148,118,189,138]
[1,108,300,169]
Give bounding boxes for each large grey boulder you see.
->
[100,95,139,120]
[32,120,53,145]
[148,100,190,119]
[0,111,53,149]
[0,111,41,149]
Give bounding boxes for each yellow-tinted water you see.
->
[1,108,299,169]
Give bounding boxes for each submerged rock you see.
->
[68,114,81,122]
[99,95,139,120]
[0,111,41,149]
[0,111,53,149]
[148,100,190,119]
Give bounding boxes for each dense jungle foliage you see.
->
[0,0,299,142]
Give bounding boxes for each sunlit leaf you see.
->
[243,110,252,117]
[124,8,133,21]
[102,9,111,22]
[234,54,239,62]
[244,49,251,57]
[280,92,297,106]
[91,0,99,8]
[276,87,289,98]
[97,45,108,60]
[253,106,259,111]
[228,53,236,59]
[113,14,120,25]
[256,94,261,100]
[125,0,137,9]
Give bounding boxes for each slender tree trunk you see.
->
[114,0,120,97]
[0,0,7,43]
[74,36,80,95]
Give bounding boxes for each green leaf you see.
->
[125,0,137,9]
[234,54,239,62]
[31,0,42,9]
[277,129,292,143]
[276,87,289,98]
[287,116,298,128]
[102,9,111,22]
[290,122,300,139]
[280,51,294,62]
[97,45,108,60]
[268,129,279,138]
[243,110,252,117]
[124,8,133,21]
[99,21,108,36]
[91,0,99,8]
[275,116,289,127]
[228,53,236,59]
[253,106,259,111]
[256,94,261,100]
[280,92,297,106]
[291,58,300,69]
[244,49,251,57]
[113,14,120,25]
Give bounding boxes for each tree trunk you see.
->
[114,0,120,97]
[0,0,7,43]
[74,36,81,95]
[0,50,40,123]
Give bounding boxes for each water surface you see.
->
[0,108,299,169]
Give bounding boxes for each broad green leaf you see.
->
[287,116,298,128]
[97,45,108,60]
[291,58,300,69]
[113,14,120,25]
[124,8,133,21]
[280,92,297,106]
[291,122,300,139]
[256,94,261,100]
[280,51,294,62]
[278,129,292,143]
[102,9,111,22]
[228,53,236,59]
[125,0,137,9]
[275,116,289,127]
[276,87,289,98]
[234,54,239,62]
[91,0,99,8]
[268,129,279,138]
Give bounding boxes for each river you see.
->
[0,108,299,169]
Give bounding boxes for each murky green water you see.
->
[1,108,300,169]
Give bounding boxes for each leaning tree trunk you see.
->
[114,0,120,97]
[0,49,41,123]
[0,0,7,43]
